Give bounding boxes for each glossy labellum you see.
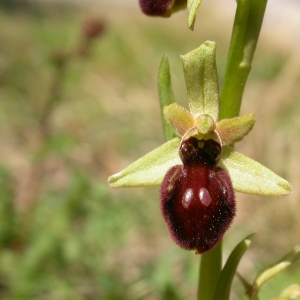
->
[160,137,235,254]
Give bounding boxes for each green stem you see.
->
[220,0,268,120]
[198,241,222,300]
[199,1,268,298]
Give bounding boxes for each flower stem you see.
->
[198,0,268,298]
[197,241,222,300]
[220,0,268,120]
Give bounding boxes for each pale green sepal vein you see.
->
[108,137,181,188]
[216,113,255,146]
[181,41,219,122]
[187,0,203,30]
[158,54,177,141]
[218,147,292,196]
[212,234,253,300]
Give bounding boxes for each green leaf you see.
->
[212,234,254,300]
[250,246,300,300]
[181,41,220,122]
[218,147,292,196]
[272,284,300,300]
[108,137,181,188]
[163,103,194,137]
[187,0,203,30]
[216,113,255,146]
[158,54,177,141]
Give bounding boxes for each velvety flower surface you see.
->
[139,0,187,17]
[161,137,235,253]
[108,41,292,254]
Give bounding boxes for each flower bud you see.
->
[139,0,187,17]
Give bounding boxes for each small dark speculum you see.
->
[160,137,235,254]
[179,137,221,165]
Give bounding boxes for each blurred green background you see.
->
[0,1,299,299]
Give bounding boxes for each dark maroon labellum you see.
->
[160,137,235,254]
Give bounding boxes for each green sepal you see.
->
[212,234,254,300]
[216,113,255,146]
[249,246,300,300]
[163,103,194,137]
[158,54,177,141]
[108,137,181,188]
[187,0,203,30]
[219,146,292,196]
[181,41,219,121]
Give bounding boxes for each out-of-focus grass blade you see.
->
[212,234,254,300]
[236,272,252,298]
[271,284,300,300]
[250,246,300,300]
[158,54,176,142]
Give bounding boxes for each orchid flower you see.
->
[108,41,291,254]
[138,0,203,30]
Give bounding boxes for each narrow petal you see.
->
[218,147,292,196]
[108,137,181,188]
[216,114,255,146]
[163,103,194,137]
[187,0,203,30]
[181,41,219,121]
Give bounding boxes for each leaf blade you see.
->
[212,234,254,300]
[255,246,300,291]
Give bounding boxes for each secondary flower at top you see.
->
[108,41,292,254]
[138,0,202,30]
[139,0,186,16]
